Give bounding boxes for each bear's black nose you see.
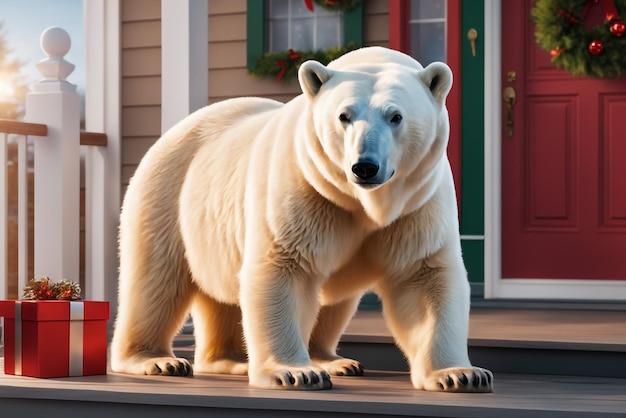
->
[351,161,379,181]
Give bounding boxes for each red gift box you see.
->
[0,300,109,378]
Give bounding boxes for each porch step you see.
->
[337,307,626,379]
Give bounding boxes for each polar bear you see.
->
[111,46,493,392]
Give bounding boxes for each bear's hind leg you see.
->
[191,292,248,375]
[309,296,364,376]
[111,245,196,376]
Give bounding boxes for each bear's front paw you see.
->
[111,353,194,376]
[250,366,333,390]
[420,367,493,393]
[143,357,193,376]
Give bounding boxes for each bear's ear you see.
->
[298,60,334,98]
[419,62,453,107]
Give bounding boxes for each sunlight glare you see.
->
[0,77,15,100]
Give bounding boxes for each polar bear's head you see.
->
[297,47,452,208]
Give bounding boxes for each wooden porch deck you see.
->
[1,306,626,417]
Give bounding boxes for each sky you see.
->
[0,0,84,92]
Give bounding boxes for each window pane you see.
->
[270,20,289,51]
[291,18,314,51]
[268,0,289,17]
[290,0,311,17]
[410,22,445,64]
[411,0,445,20]
[316,16,342,50]
[266,0,343,52]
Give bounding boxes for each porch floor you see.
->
[1,306,626,417]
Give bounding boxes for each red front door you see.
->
[501,0,626,280]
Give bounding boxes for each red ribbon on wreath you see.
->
[582,0,625,36]
[275,49,301,83]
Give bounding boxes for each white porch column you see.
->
[84,0,121,305]
[25,27,80,282]
[161,0,209,133]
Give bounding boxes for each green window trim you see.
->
[246,0,363,71]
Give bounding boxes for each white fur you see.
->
[111,47,493,392]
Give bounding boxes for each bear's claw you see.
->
[428,367,493,393]
[273,369,332,390]
[253,366,332,390]
[312,355,364,377]
[145,357,193,376]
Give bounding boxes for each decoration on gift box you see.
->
[23,277,81,300]
[250,42,360,83]
[304,0,362,13]
[532,0,626,77]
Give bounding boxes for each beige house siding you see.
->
[121,0,162,189]
[120,0,389,187]
[208,0,301,104]
[363,1,389,47]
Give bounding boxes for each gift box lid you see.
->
[0,300,109,321]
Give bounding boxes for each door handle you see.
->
[503,86,516,137]
[467,28,478,57]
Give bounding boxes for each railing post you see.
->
[25,27,80,283]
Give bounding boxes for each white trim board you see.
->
[482,0,626,301]
[84,0,121,309]
[161,0,209,134]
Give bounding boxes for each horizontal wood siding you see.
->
[121,0,161,188]
[363,1,389,46]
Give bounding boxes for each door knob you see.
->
[503,86,516,138]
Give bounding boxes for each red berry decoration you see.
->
[550,47,563,57]
[588,39,604,55]
[610,19,625,37]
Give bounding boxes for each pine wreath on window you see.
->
[304,0,362,12]
[532,0,626,78]
[250,43,360,83]
[249,0,363,83]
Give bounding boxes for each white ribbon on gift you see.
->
[14,301,22,376]
[13,300,84,376]
[69,301,84,376]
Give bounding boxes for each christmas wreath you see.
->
[305,0,362,13]
[532,0,626,77]
[249,42,360,83]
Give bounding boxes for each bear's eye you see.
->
[339,113,351,123]
[390,114,403,124]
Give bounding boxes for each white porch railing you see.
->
[1,27,107,301]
